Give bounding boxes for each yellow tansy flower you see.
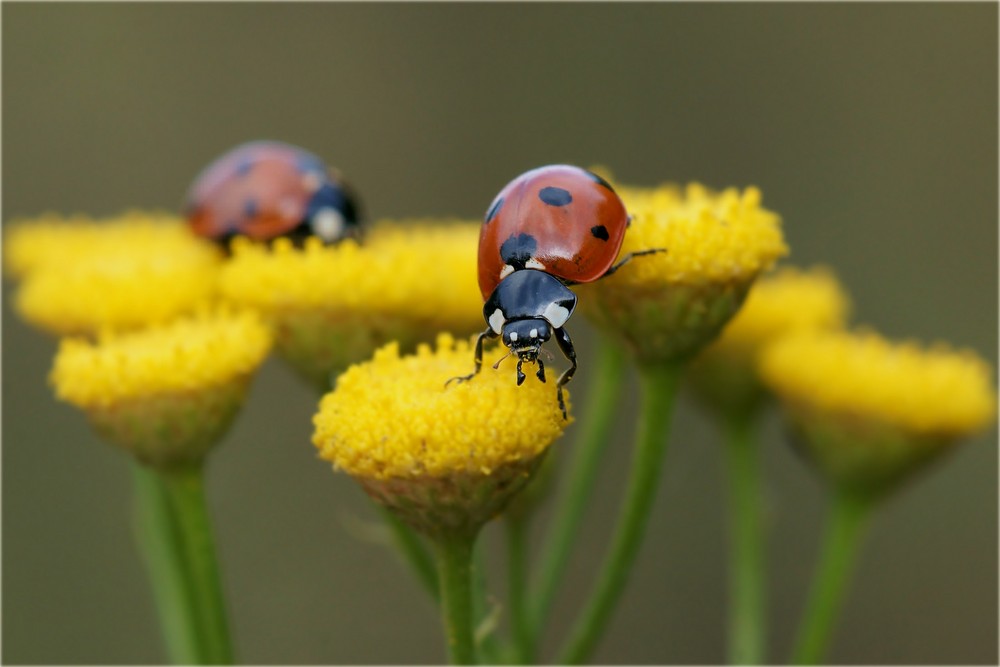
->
[52,308,272,468]
[3,211,205,279]
[580,182,788,364]
[13,213,222,336]
[218,220,484,391]
[313,333,570,538]
[688,265,851,416]
[760,329,996,494]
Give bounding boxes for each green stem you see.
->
[380,506,440,602]
[159,466,234,665]
[528,339,627,656]
[723,412,766,664]
[791,488,873,665]
[131,463,202,664]
[505,516,531,664]
[557,361,683,664]
[471,542,502,664]
[434,533,479,665]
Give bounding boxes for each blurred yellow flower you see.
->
[218,221,484,390]
[760,329,996,493]
[688,265,851,415]
[313,333,570,537]
[51,308,272,468]
[581,182,788,363]
[4,211,210,279]
[12,212,222,336]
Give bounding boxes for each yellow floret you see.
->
[709,265,851,360]
[313,333,570,481]
[13,213,222,335]
[3,211,213,279]
[760,330,996,438]
[219,220,482,325]
[611,182,788,286]
[218,220,485,389]
[51,308,272,409]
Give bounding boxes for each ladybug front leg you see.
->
[447,328,498,386]
[553,327,578,420]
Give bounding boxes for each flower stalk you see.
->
[132,462,233,664]
[527,337,627,657]
[723,411,766,664]
[433,532,478,665]
[791,488,872,665]
[557,361,682,664]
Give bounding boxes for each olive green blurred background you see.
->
[3,3,997,664]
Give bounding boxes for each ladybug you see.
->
[451,164,662,418]
[184,140,361,247]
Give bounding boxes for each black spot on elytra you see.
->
[590,225,610,241]
[539,186,573,207]
[500,233,538,269]
[484,196,504,224]
[583,169,616,193]
[235,157,255,176]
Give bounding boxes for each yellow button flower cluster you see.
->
[12,213,222,336]
[760,330,996,438]
[313,333,569,481]
[581,182,789,363]
[218,221,485,389]
[612,183,788,287]
[52,308,272,409]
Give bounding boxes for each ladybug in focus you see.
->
[450,164,662,418]
[184,141,361,248]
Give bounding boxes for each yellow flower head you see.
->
[51,308,272,468]
[12,213,222,336]
[760,329,997,495]
[3,211,207,279]
[580,182,788,364]
[688,265,851,416]
[313,333,570,537]
[218,220,484,391]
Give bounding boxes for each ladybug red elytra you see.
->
[184,141,361,247]
[451,164,662,418]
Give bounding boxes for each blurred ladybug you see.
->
[184,141,361,247]
[450,164,662,418]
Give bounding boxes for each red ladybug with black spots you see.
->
[185,141,361,248]
[451,164,661,418]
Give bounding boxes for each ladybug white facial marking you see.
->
[509,331,518,342]
[312,207,346,242]
[526,258,546,271]
[489,308,506,334]
[530,328,538,338]
[500,264,515,280]
[542,302,570,329]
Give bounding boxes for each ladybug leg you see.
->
[516,358,527,386]
[553,327,578,420]
[601,248,667,278]
[446,328,498,386]
[536,358,546,383]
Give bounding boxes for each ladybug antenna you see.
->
[492,350,513,370]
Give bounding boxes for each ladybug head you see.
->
[499,318,552,385]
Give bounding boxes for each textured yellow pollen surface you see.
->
[710,265,851,359]
[13,214,222,335]
[218,221,483,328]
[51,309,272,409]
[760,330,997,437]
[3,212,216,279]
[611,182,788,286]
[313,333,570,480]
